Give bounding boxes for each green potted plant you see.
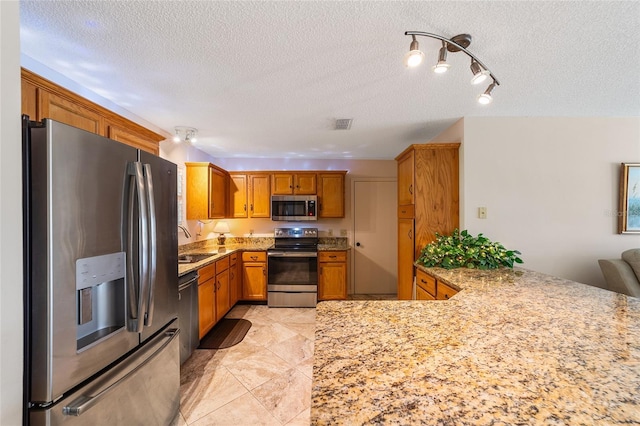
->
[417,229,523,270]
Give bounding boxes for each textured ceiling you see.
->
[20,1,640,160]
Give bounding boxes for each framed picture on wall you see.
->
[619,163,640,234]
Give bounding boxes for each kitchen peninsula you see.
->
[312,267,640,424]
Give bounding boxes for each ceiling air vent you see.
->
[335,118,353,130]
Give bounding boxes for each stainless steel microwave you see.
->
[271,195,317,221]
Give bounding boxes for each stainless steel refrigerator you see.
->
[23,116,180,425]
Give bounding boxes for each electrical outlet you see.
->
[478,207,487,219]
[328,229,334,237]
[340,229,347,236]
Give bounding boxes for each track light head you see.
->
[174,126,198,143]
[478,82,496,105]
[404,35,425,68]
[470,60,490,85]
[432,44,450,74]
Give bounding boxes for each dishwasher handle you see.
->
[178,273,199,292]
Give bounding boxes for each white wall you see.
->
[1,2,24,425]
[461,117,640,286]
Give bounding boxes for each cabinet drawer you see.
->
[415,269,436,297]
[242,251,266,262]
[216,256,230,273]
[198,263,216,284]
[318,251,347,262]
[437,282,458,300]
[229,252,238,265]
[398,204,414,219]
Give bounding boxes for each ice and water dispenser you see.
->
[75,252,127,351]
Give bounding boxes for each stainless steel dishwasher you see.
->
[178,271,199,365]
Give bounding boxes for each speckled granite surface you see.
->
[312,267,640,425]
[318,237,349,251]
[177,239,272,277]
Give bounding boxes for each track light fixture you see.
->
[173,126,198,143]
[404,35,425,68]
[404,31,500,105]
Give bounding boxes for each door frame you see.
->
[350,177,397,295]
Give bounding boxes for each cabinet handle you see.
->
[319,203,323,211]
[408,229,413,240]
[251,256,258,261]
[244,204,247,211]
[262,268,266,275]
[329,255,337,259]
[421,279,426,284]
[444,294,450,299]
[250,204,253,212]
[409,184,413,195]
[401,209,407,214]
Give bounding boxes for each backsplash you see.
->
[178,236,349,253]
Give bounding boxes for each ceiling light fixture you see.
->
[173,126,198,143]
[404,31,500,105]
[404,35,425,68]
[432,42,450,74]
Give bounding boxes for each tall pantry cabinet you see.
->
[395,143,460,300]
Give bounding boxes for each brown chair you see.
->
[598,249,640,297]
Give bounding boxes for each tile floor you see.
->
[176,295,396,425]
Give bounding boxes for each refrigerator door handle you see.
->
[143,163,157,327]
[127,162,149,333]
[62,328,179,417]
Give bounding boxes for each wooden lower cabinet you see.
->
[229,252,240,306]
[415,268,459,301]
[318,251,348,300]
[215,257,231,322]
[198,263,217,339]
[242,251,267,300]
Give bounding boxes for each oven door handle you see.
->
[268,251,318,258]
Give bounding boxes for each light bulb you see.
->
[173,135,181,143]
[404,49,424,68]
[470,60,490,85]
[477,93,493,104]
[433,61,450,74]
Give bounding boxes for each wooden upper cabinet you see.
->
[318,172,346,218]
[272,173,316,195]
[39,90,104,135]
[106,122,160,155]
[397,149,415,206]
[229,173,248,218]
[21,68,164,154]
[186,162,228,220]
[248,174,271,218]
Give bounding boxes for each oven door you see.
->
[267,251,318,286]
[267,251,318,307]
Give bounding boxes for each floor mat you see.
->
[198,318,252,349]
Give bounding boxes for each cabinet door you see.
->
[397,218,415,300]
[294,173,317,194]
[272,173,294,195]
[415,269,436,298]
[229,173,248,218]
[318,262,347,300]
[229,258,239,306]
[186,163,210,220]
[249,174,271,218]
[209,166,227,218]
[198,279,215,339]
[242,263,267,300]
[397,150,415,205]
[416,285,435,300]
[215,269,230,322]
[436,282,458,300]
[39,90,104,135]
[318,173,345,218]
[106,122,159,155]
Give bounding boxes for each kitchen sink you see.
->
[178,253,216,264]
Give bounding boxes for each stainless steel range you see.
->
[267,227,318,307]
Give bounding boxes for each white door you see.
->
[353,180,397,295]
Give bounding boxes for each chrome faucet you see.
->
[178,225,191,238]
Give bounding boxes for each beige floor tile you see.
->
[180,366,250,424]
[268,334,313,367]
[246,321,299,347]
[285,407,311,426]
[251,368,312,424]
[280,322,316,340]
[295,356,314,380]
[226,347,293,390]
[189,392,281,426]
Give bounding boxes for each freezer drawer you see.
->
[30,321,180,426]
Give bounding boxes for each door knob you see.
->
[356,242,361,247]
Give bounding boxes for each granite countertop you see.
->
[312,267,640,425]
[177,242,272,276]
